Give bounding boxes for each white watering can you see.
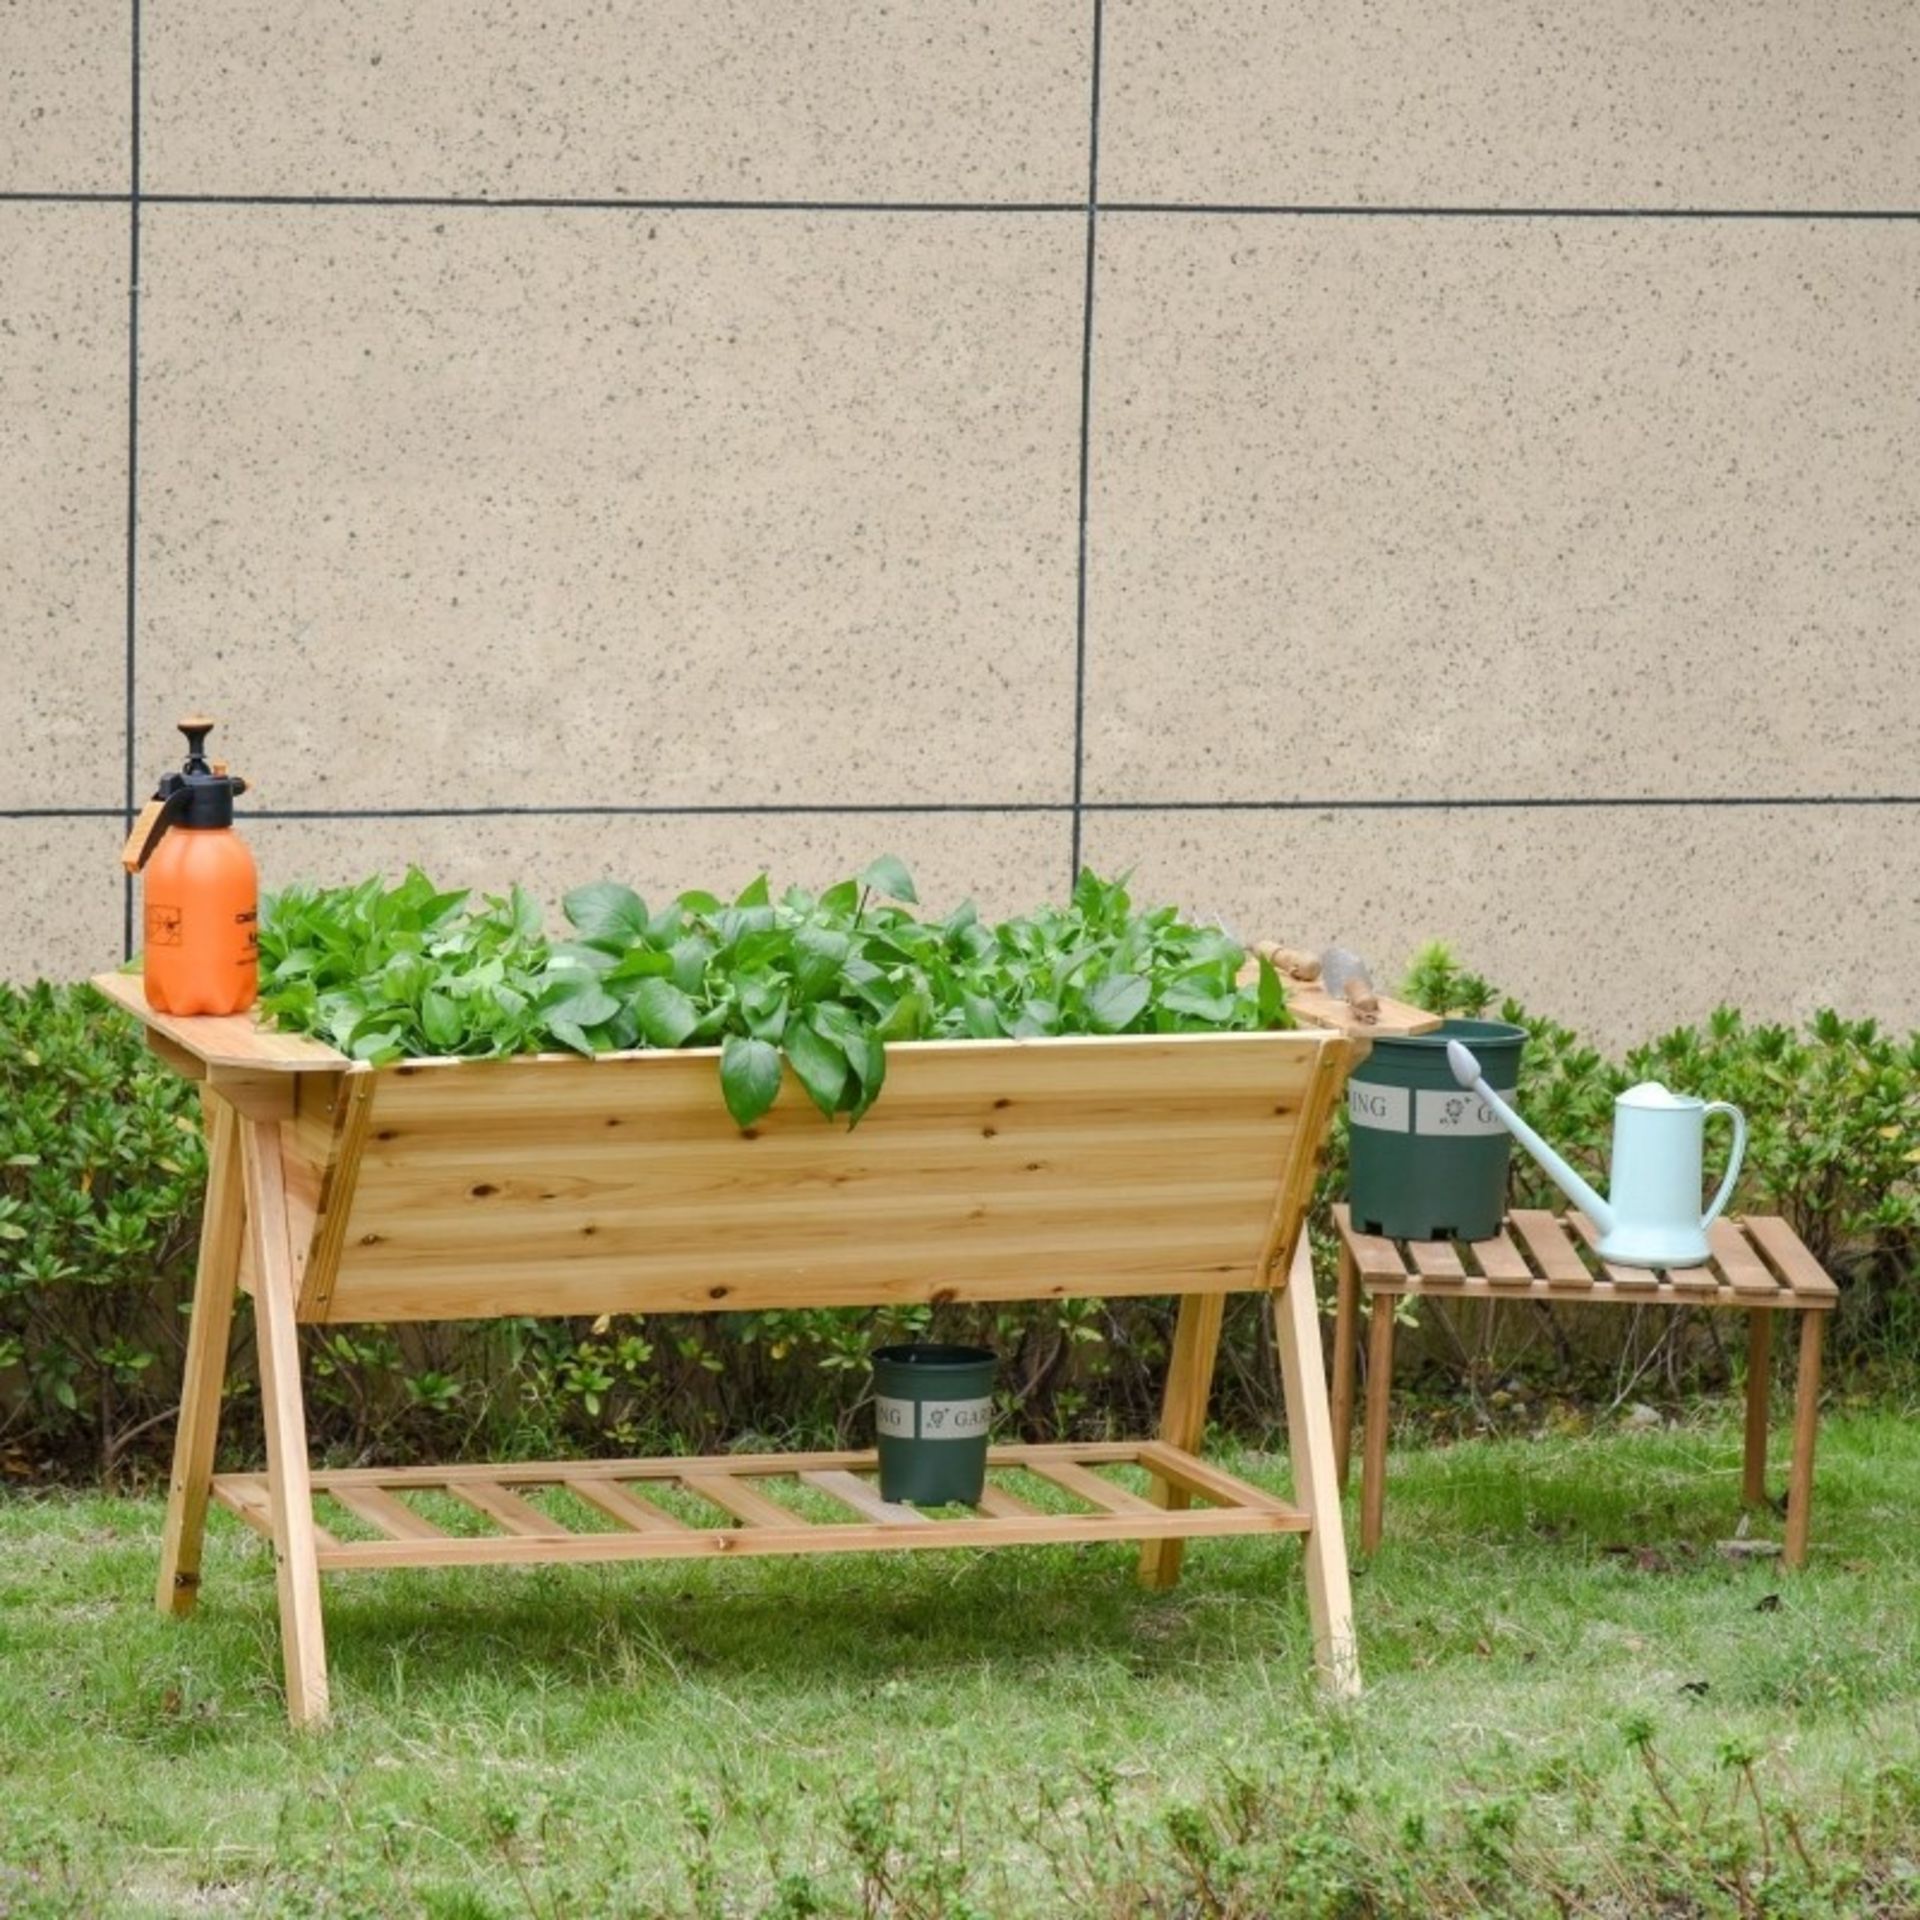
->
[1446,1041,1747,1269]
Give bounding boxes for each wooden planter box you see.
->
[96,969,1434,1727]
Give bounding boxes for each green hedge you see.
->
[1,958,1915,1480]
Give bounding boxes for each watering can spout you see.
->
[1445,1041,1615,1236]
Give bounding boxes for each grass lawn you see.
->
[0,1407,1915,1917]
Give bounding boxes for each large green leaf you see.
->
[563,882,649,945]
[743,988,791,1045]
[858,854,918,904]
[669,936,714,994]
[960,992,1002,1039]
[504,886,544,940]
[792,926,851,1001]
[606,947,674,984]
[546,1016,597,1057]
[1256,952,1286,1027]
[631,978,699,1049]
[874,988,930,1042]
[348,1026,405,1065]
[540,978,620,1029]
[381,952,432,1003]
[420,989,462,1051]
[844,1028,886,1121]
[1087,974,1150,1033]
[720,1034,783,1128]
[1159,979,1237,1024]
[784,1016,849,1119]
[550,941,617,976]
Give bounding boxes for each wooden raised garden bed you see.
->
[95,968,1435,1727]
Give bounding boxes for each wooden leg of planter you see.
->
[1359,1293,1396,1556]
[243,1117,330,1728]
[1274,1234,1359,1696]
[1330,1240,1360,1493]
[1137,1290,1225,1592]
[1784,1310,1824,1571]
[156,1093,245,1618]
[1742,1309,1772,1506]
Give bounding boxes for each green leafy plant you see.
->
[0,982,206,1477]
[4,942,1912,1480]
[256,863,1292,1128]
[1397,940,1496,1021]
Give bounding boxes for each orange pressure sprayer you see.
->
[121,717,259,1015]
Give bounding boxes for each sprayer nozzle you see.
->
[1446,1040,1482,1090]
[176,715,216,772]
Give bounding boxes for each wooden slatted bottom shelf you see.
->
[211,1441,1307,1572]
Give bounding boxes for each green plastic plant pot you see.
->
[871,1343,996,1506]
[1347,1018,1527,1242]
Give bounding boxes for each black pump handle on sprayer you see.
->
[178,715,214,774]
[120,715,250,874]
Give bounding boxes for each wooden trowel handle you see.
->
[1251,940,1322,982]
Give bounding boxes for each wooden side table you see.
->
[1329,1204,1839,1566]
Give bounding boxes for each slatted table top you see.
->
[1333,1205,1838,1311]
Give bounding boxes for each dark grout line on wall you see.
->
[245,804,1072,820]
[139,193,1086,214]
[1103,203,1920,221]
[1067,0,1104,892]
[9,797,1918,826]
[7,190,1916,221]
[120,0,142,963]
[1087,794,1920,812]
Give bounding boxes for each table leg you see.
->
[1742,1309,1772,1506]
[1273,1234,1359,1695]
[243,1117,331,1727]
[155,1094,245,1617]
[1784,1310,1824,1570]
[1137,1291,1225,1592]
[1359,1293,1396,1556]
[1330,1240,1360,1492]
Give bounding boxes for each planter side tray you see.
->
[1276,981,1439,1039]
[91,970,348,1074]
[91,971,348,1134]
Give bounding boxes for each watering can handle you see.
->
[1700,1102,1747,1230]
